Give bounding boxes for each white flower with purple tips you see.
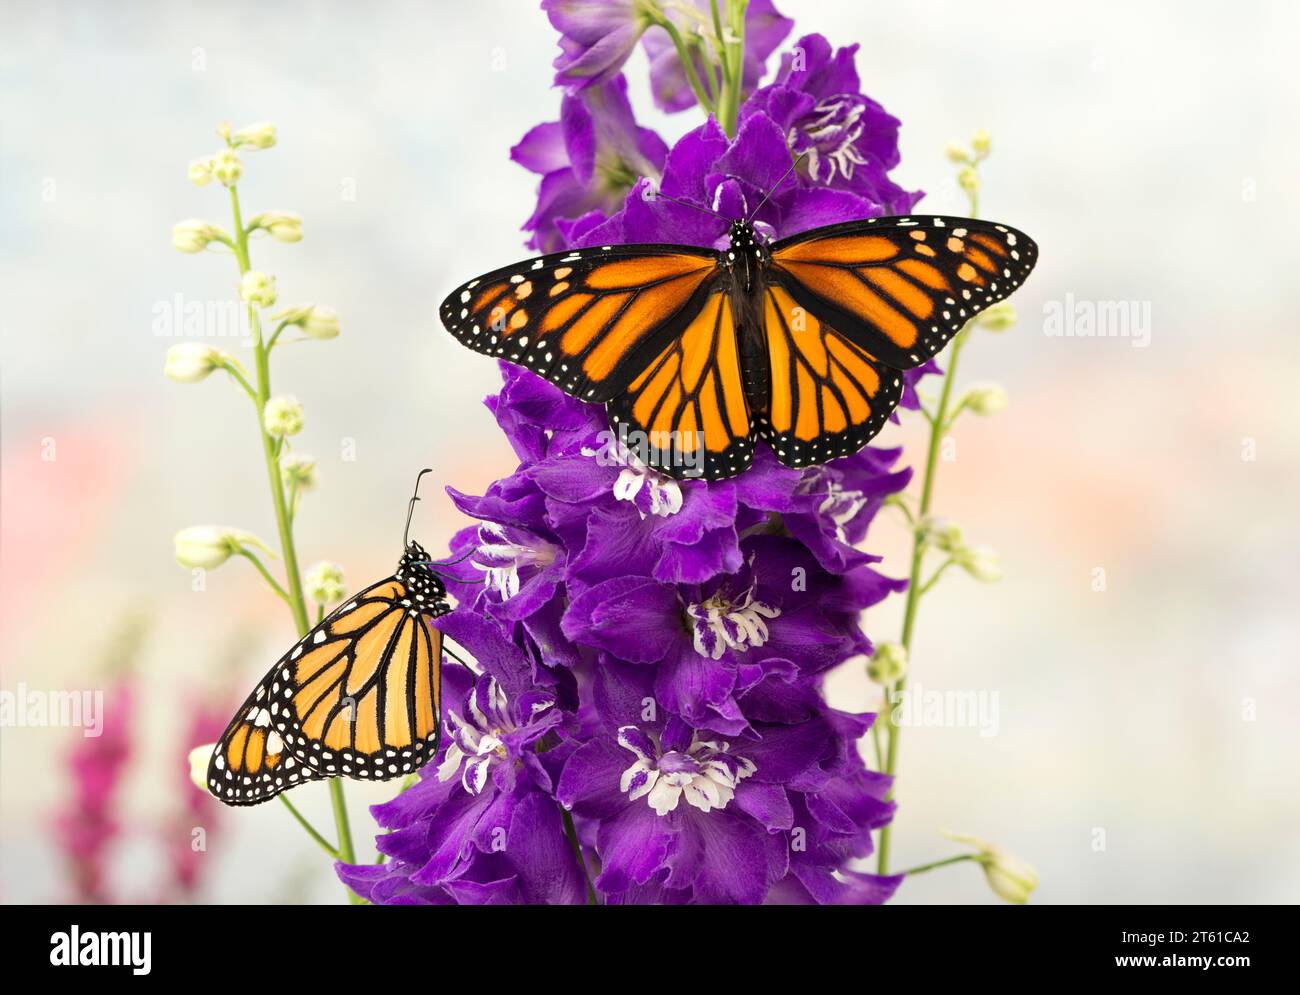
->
[618,726,755,816]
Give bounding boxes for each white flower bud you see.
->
[249,210,302,243]
[188,156,216,187]
[867,641,908,685]
[976,301,1017,332]
[971,128,991,156]
[945,141,971,163]
[188,744,215,789]
[173,525,272,570]
[271,303,339,340]
[281,453,318,491]
[304,561,346,605]
[165,342,227,383]
[216,121,232,141]
[172,219,228,254]
[234,121,277,150]
[213,148,243,186]
[263,395,304,436]
[957,166,979,195]
[941,831,1038,904]
[953,545,1003,583]
[239,270,278,308]
[960,382,1009,417]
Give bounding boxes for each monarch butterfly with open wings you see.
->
[206,471,460,806]
[440,186,1037,480]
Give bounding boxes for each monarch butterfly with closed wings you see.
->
[440,163,1037,481]
[206,471,461,806]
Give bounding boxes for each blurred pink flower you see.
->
[53,678,134,904]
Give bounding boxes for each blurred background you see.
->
[2,0,1297,904]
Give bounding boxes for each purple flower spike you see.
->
[344,3,936,905]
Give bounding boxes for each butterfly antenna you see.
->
[746,151,808,222]
[649,185,727,221]
[424,546,478,571]
[403,468,433,548]
[418,546,480,577]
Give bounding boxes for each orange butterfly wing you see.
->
[440,244,719,403]
[770,216,1037,370]
[758,285,902,469]
[207,574,447,807]
[606,288,754,479]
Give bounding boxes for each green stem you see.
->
[898,853,978,877]
[561,807,597,905]
[266,319,291,352]
[877,331,968,875]
[329,779,363,905]
[237,549,290,603]
[278,795,339,860]
[918,557,955,597]
[654,15,715,117]
[219,360,257,402]
[228,181,359,902]
[715,0,749,137]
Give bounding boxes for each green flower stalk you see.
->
[875,132,1021,898]
[165,120,360,903]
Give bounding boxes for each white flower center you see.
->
[437,677,531,795]
[472,522,557,600]
[583,437,682,517]
[618,727,757,817]
[795,95,869,184]
[686,588,780,660]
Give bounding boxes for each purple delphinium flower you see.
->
[337,610,586,905]
[742,33,922,214]
[641,0,793,113]
[346,8,934,905]
[512,75,668,252]
[558,678,903,903]
[543,0,655,89]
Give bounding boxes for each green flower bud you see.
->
[941,830,1038,904]
[271,303,339,340]
[282,453,318,491]
[216,121,231,141]
[165,342,227,383]
[867,641,908,685]
[239,270,278,308]
[304,561,346,605]
[953,545,1003,583]
[976,300,1017,332]
[212,148,243,187]
[957,166,979,195]
[172,219,227,253]
[188,156,216,187]
[971,128,991,156]
[960,382,1009,417]
[173,525,272,570]
[249,210,302,243]
[262,395,304,437]
[234,121,277,150]
[945,141,971,163]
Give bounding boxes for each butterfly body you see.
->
[207,539,451,806]
[722,220,774,411]
[441,213,1038,481]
